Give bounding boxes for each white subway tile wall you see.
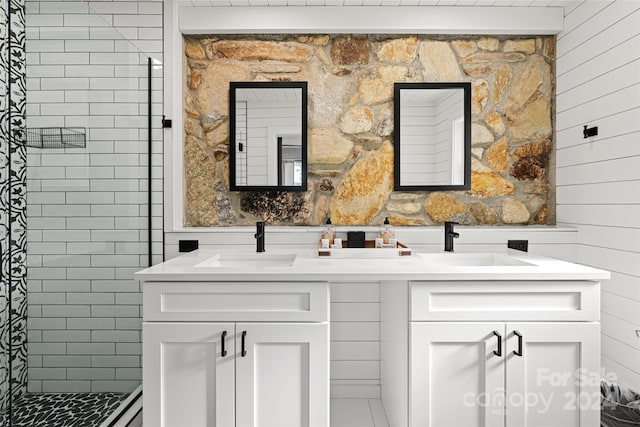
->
[25,0,163,393]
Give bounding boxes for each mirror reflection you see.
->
[394,82,471,191]
[229,82,307,191]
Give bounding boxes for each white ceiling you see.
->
[184,0,575,8]
[180,2,565,34]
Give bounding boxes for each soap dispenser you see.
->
[322,218,335,244]
[380,217,395,245]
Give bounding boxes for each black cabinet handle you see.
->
[221,330,227,357]
[241,331,247,357]
[513,330,523,357]
[492,330,502,357]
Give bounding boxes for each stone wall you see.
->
[183,35,555,227]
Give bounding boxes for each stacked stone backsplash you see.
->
[183,34,555,227]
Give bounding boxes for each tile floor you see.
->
[331,398,389,427]
[2,395,385,427]
[4,392,127,427]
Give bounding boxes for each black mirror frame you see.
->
[229,81,308,192]
[393,82,472,191]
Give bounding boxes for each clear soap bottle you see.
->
[322,218,335,244]
[380,217,395,245]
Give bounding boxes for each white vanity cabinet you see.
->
[144,322,235,426]
[142,281,329,427]
[409,322,505,427]
[382,280,601,427]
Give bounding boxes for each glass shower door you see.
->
[8,0,163,424]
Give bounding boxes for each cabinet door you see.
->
[410,322,505,427]
[235,323,329,427]
[143,322,235,427]
[505,322,600,427]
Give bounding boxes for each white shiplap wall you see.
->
[399,103,439,185]
[556,0,640,390]
[24,0,164,393]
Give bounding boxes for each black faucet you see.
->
[444,221,459,252]
[255,221,265,252]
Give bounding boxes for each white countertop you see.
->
[135,248,610,282]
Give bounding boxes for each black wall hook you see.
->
[583,125,598,138]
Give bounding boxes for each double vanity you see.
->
[136,243,608,427]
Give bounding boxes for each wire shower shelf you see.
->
[26,127,86,149]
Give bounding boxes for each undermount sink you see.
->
[416,252,534,267]
[195,253,297,268]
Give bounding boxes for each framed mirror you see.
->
[229,81,308,192]
[394,82,471,191]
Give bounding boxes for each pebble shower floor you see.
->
[1,392,127,427]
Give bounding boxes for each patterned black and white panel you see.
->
[9,0,27,404]
[0,0,13,415]
[3,392,128,427]
[0,0,10,414]
[0,0,27,415]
